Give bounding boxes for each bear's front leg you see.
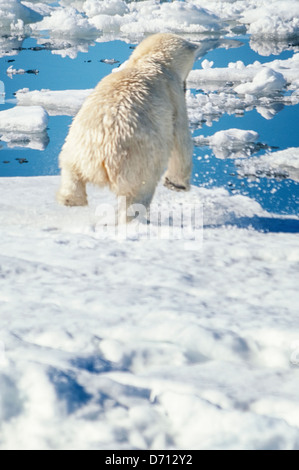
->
[164,94,192,192]
[164,177,189,192]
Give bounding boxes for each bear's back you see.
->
[77,65,174,147]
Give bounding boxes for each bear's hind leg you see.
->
[57,167,88,207]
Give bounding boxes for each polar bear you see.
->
[57,33,198,222]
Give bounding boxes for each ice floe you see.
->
[188,54,299,88]
[29,1,223,41]
[187,54,299,123]
[118,1,222,36]
[0,106,48,133]
[194,129,260,159]
[16,88,92,116]
[82,0,129,18]
[236,147,299,182]
[32,7,98,39]
[7,65,39,78]
[234,68,286,96]
[189,0,299,41]
[0,0,42,34]
[240,1,299,39]
[0,0,298,60]
[1,0,299,49]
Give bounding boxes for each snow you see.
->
[236,147,299,182]
[0,106,49,133]
[0,176,299,450]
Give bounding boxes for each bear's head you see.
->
[127,33,199,82]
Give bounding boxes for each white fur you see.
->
[57,33,198,222]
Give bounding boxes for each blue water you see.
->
[0,38,131,177]
[0,35,298,215]
[190,36,299,215]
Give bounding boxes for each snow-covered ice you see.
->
[0,106,49,150]
[32,7,98,39]
[0,0,42,34]
[0,176,299,450]
[0,0,298,60]
[6,66,26,77]
[6,66,39,78]
[189,0,299,41]
[187,54,299,123]
[208,129,259,148]
[237,147,299,182]
[0,106,48,133]
[31,1,223,39]
[234,68,286,96]
[0,0,298,44]
[188,54,299,89]
[240,1,299,39]
[16,88,92,116]
[116,1,222,36]
[194,129,260,159]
